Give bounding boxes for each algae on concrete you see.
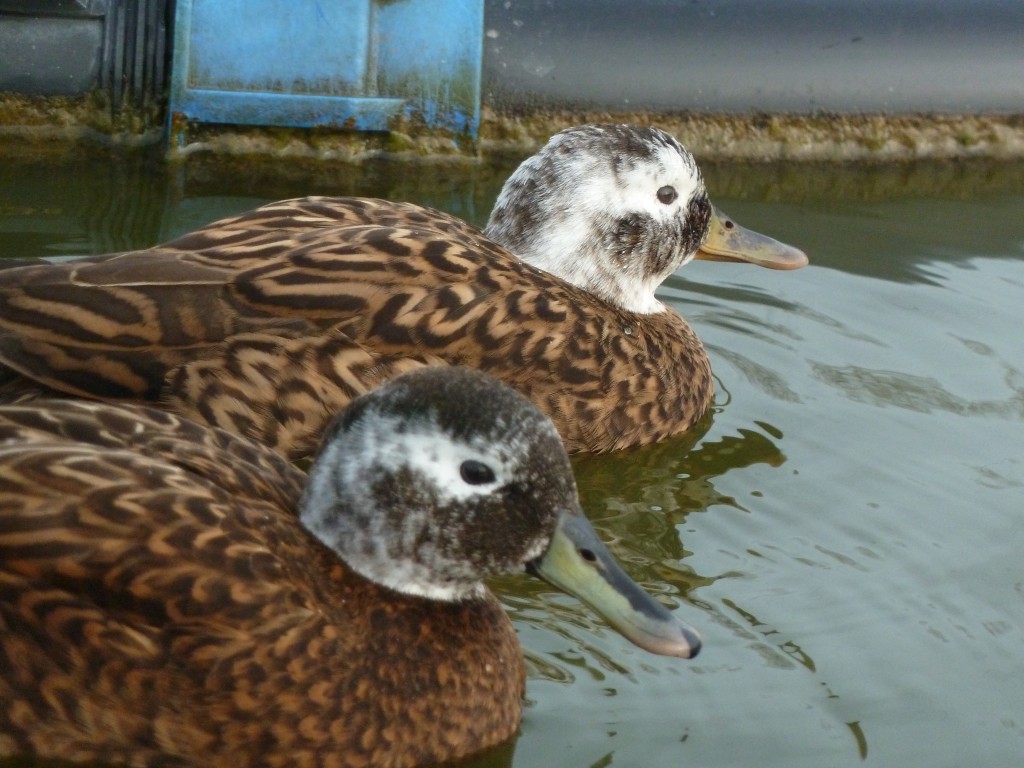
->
[2,92,1024,164]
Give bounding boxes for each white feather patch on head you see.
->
[300,409,537,602]
[486,125,709,315]
[335,411,524,502]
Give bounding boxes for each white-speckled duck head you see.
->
[486,124,807,314]
[301,366,701,658]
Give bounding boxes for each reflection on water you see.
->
[812,362,1024,418]
[1,143,1024,768]
[722,598,817,671]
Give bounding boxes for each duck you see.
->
[0,366,701,768]
[0,124,807,460]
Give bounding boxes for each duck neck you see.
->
[484,218,666,315]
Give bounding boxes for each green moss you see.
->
[3,94,1024,162]
[385,131,417,153]
[955,129,979,147]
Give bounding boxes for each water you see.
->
[1,145,1023,767]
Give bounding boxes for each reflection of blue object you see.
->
[168,0,483,144]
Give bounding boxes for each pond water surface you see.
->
[1,145,1022,768]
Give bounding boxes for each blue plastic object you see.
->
[168,0,483,145]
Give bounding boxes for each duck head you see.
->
[486,124,807,314]
[300,366,701,659]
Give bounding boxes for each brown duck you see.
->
[0,124,807,460]
[0,366,700,768]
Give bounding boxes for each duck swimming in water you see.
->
[0,124,807,459]
[0,366,701,768]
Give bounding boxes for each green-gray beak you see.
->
[528,511,701,659]
[697,205,809,270]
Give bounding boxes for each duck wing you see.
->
[0,251,279,400]
[155,196,490,263]
[0,198,479,398]
[0,401,323,762]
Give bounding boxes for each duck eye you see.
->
[656,185,677,205]
[460,459,496,485]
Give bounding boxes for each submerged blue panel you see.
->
[169,0,483,144]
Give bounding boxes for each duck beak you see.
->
[697,205,809,270]
[528,511,702,659]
